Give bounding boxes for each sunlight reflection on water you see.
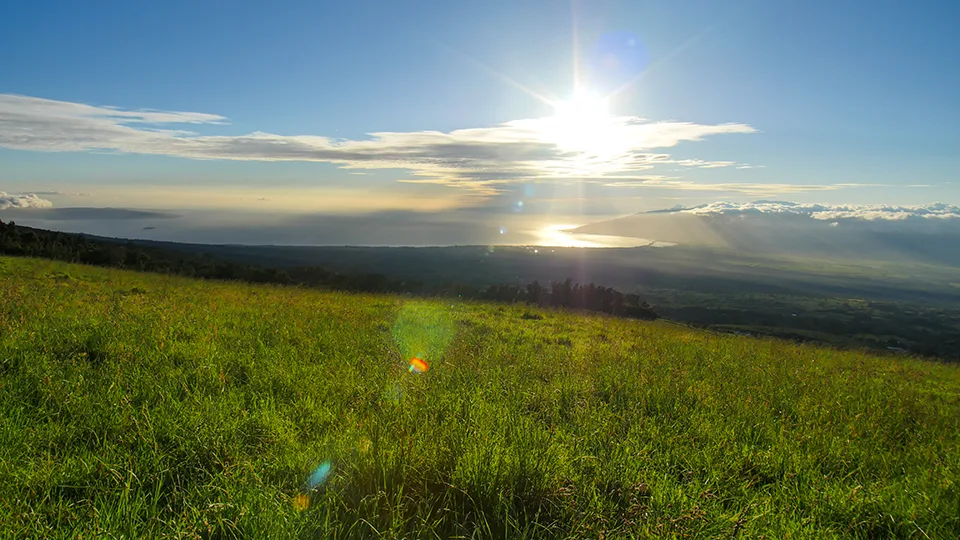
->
[532,224,676,248]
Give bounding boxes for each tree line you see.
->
[0,219,657,320]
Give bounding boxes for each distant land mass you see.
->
[572,201,960,266]
[6,207,181,221]
[2,201,959,359]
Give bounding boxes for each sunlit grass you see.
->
[0,256,958,538]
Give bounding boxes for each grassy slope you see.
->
[0,257,958,539]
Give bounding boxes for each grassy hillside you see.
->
[1,257,958,538]
[124,241,960,358]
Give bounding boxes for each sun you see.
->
[544,92,627,169]
[551,92,610,124]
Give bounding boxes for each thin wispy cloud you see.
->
[15,190,91,197]
[0,93,759,195]
[670,159,738,169]
[599,179,853,195]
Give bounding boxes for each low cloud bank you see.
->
[676,201,960,221]
[0,192,53,211]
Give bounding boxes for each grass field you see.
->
[1,256,958,538]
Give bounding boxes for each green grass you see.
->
[1,256,958,538]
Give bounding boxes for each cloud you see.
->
[0,94,226,127]
[669,159,738,169]
[675,201,960,221]
[598,178,851,195]
[22,191,92,197]
[0,93,756,194]
[0,192,53,210]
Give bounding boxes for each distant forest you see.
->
[0,219,658,320]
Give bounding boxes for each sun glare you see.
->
[551,92,610,124]
[533,223,672,249]
[544,92,629,173]
[534,224,604,248]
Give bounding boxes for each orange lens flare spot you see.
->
[409,357,429,373]
[292,493,310,512]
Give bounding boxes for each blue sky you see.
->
[1,0,958,244]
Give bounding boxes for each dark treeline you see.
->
[0,219,657,320]
[471,279,657,319]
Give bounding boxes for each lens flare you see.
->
[589,31,649,94]
[409,357,429,373]
[292,493,310,512]
[306,461,332,491]
[392,302,455,367]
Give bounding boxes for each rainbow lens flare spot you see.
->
[409,357,429,373]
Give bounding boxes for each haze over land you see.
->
[3,194,959,259]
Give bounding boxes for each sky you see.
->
[1,0,958,245]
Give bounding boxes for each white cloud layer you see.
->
[678,201,960,221]
[0,192,53,210]
[600,179,855,194]
[0,93,757,194]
